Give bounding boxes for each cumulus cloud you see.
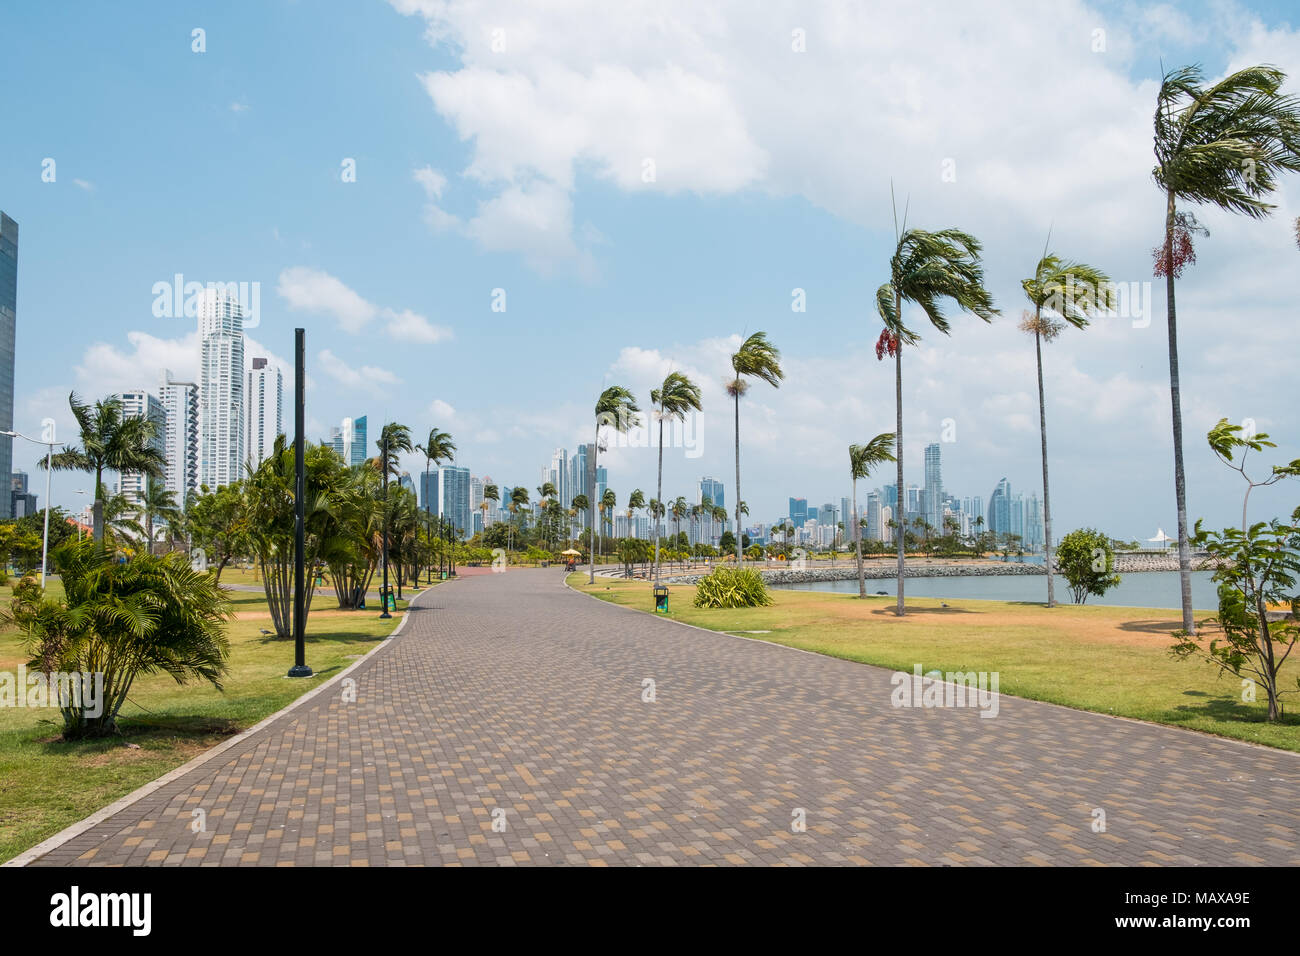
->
[316,349,402,392]
[276,266,452,344]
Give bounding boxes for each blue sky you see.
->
[2,0,1298,537]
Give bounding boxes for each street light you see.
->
[2,425,58,589]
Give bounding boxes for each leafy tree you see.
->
[184,482,249,583]
[619,537,651,577]
[876,220,997,615]
[244,438,343,636]
[1021,250,1111,607]
[1172,418,1300,721]
[727,333,783,569]
[6,539,232,738]
[415,428,455,583]
[1056,528,1121,605]
[1152,63,1300,633]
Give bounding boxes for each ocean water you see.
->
[771,569,1221,611]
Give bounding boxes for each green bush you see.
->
[693,567,773,609]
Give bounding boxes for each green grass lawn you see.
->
[569,573,1300,752]
[0,577,420,863]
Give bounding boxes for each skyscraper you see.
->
[115,389,166,507]
[568,444,590,502]
[197,290,245,489]
[437,465,472,537]
[865,491,881,541]
[245,357,283,471]
[988,478,1012,537]
[924,443,943,530]
[0,212,17,519]
[789,497,808,528]
[327,415,368,468]
[159,371,198,506]
[543,448,568,509]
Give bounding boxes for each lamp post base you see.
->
[287,664,314,678]
[379,612,392,620]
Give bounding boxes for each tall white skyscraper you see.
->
[198,290,245,489]
[245,357,283,471]
[114,389,166,507]
[159,370,198,506]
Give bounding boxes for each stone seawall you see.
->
[659,552,1218,585]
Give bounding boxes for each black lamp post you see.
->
[380,430,391,620]
[288,328,312,677]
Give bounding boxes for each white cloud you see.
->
[316,348,402,392]
[277,266,452,345]
[277,267,378,333]
[385,308,453,344]
[72,179,94,191]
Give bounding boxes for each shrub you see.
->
[1056,528,1121,604]
[693,567,773,609]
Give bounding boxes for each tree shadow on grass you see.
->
[868,605,977,616]
[35,714,242,755]
[1160,690,1300,729]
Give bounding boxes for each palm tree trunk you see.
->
[588,424,598,584]
[733,392,742,569]
[894,332,905,616]
[1034,323,1056,608]
[1163,189,1195,634]
[854,478,865,598]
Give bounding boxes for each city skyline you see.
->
[2,3,1298,540]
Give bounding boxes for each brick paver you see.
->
[26,569,1300,866]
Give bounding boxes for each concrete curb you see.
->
[560,574,1300,760]
[3,588,430,868]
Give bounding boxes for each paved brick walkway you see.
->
[24,569,1300,866]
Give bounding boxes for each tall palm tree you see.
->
[480,482,498,537]
[671,496,688,551]
[588,386,640,583]
[849,434,896,599]
[1020,251,1111,607]
[876,223,997,616]
[648,498,664,553]
[571,494,589,552]
[537,481,557,547]
[711,504,728,553]
[50,392,167,543]
[599,488,617,560]
[727,333,783,569]
[649,371,702,582]
[628,489,646,542]
[139,481,182,552]
[374,422,412,611]
[1152,63,1300,633]
[415,428,455,584]
[508,486,530,553]
[735,500,748,557]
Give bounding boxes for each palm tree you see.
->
[537,481,557,547]
[712,505,728,551]
[588,386,640,583]
[374,423,412,612]
[600,488,617,560]
[1152,63,1300,633]
[1020,251,1111,607]
[649,371,702,582]
[849,434,896,598]
[50,392,167,543]
[415,428,455,584]
[571,494,589,552]
[628,489,646,543]
[139,481,182,552]
[671,496,688,552]
[876,223,998,615]
[480,483,498,538]
[734,500,748,557]
[508,487,530,552]
[727,333,783,569]
[647,498,664,553]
